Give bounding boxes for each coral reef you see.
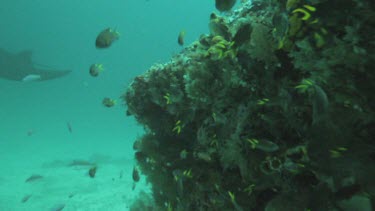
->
[125,0,375,210]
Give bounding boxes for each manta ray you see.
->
[0,48,71,82]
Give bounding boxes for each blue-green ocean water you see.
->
[0,0,220,210]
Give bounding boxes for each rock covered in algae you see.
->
[125,0,375,210]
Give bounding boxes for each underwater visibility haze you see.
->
[0,0,375,210]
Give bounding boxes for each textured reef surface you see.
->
[124,0,375,210]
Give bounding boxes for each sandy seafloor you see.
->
[0,77,152,210]
[0,131,150,210]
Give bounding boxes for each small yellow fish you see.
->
[178,30,186,46]
[89,63,104,77]
[95,28,120,48]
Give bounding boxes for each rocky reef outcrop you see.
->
[125,0,375,210]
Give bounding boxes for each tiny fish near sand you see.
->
[88,166,97,178]
[25,174,43,183]
[68,159,95,167]
[50,203,65,211]
[21,194,32,203]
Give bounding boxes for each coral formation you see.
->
[125,0,375,210]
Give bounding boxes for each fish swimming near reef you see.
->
[209,13,231,39]
[89,63,104,77]
[177,30,186,46]
[132,166,140,190]
[102,97,116,107]
[132,166,140,182]
[95,28,120,48]
[215,0,237,12]
[0,48,71,81]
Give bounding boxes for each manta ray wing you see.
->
[0,48,71,81]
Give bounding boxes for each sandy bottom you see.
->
[0,137,150,211]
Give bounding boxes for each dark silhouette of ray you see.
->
[0,48,71,81]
